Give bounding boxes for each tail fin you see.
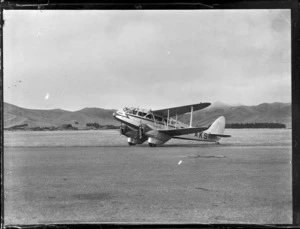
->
[206,116,231,138]
[207,116,225,134]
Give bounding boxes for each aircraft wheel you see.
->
[128,142,136,146]
[149,143,157,147]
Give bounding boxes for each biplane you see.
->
[113,102,231,147]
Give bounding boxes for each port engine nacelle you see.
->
[127,137,147,145]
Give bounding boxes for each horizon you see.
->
[4,10,291,110]
[4,100,292,112]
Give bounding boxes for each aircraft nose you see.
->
[113,111,116,117]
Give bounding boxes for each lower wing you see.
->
[172,136,215,142]
[158,127,208,136]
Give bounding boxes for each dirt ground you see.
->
[4,143,292,225]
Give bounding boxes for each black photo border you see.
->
[0,0,299,228]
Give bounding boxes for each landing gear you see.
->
[148,143,157,147]
[128,142,136,146]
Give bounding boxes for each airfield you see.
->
[4,129,292,224]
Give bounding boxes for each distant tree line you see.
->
[9,124,28,129]
[225,122,286,129]
[5,122,119,131]
[4,124,28,131]
[86,122,101,129]
[60,124,78,130]
[30,124,78,131]
[86,122,119,129]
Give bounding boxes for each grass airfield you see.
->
[4,129,292,224]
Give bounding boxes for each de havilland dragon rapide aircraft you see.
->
[113,102,231,147]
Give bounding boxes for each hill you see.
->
[4,102,118,129]
[4,101,291,129]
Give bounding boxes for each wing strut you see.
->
[189,106,193,127]
[167,109,170,128]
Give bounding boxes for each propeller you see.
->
[138,123,150,139]
[138,125,143,139]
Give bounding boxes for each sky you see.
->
[3,10,291,111]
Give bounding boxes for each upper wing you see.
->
[158,127,208,136]
[152,102,211,117]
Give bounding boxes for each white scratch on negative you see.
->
[45,93,50,100]
[178,160,182,165]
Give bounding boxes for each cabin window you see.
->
[155,116,162,122]
[138,112,147,117]
[132,110,137,115]
[145,114,153,120]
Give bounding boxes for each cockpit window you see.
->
[123,107,134,114]
[132,110,137,115]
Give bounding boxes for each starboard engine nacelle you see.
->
[146,130,171,146]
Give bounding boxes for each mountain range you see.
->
[4,101,291,129]
[182,101,291,128]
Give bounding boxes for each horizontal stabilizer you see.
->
[158,127,208,136]
[209,134,231,138]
